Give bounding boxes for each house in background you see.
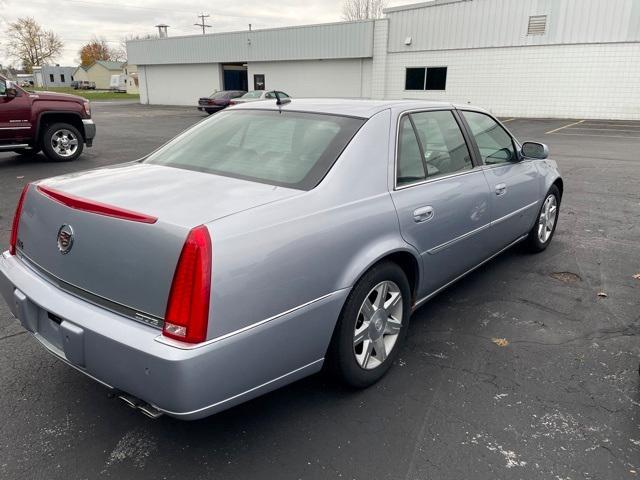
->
[124,63,139,94]
[33,65,76,87]
[73,65,90,83]
[73,61,125,89]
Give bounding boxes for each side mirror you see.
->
[5,80,18,98]
[521,142,549,160]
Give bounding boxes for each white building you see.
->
[127,0,640,119]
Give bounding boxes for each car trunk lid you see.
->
[15,163,300,325]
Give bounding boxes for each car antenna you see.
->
[274,91,291,107]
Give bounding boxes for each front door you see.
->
[390,109,492,298]
[460,111,541,249]
[0,80,32,142]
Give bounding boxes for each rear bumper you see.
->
[82,119,96,147]
[0,251,345,420]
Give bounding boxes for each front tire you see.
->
[527,185,560,253]
[41,123,84,162]
[327,262,411,388]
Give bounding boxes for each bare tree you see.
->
[6,17,63,72]
[115,33,159,63]
[342,0,387,21]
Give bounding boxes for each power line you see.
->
[194,12,211,35]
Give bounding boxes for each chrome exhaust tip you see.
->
[118,393,142,409]
[138,403,163,419]
[117,393,163,419]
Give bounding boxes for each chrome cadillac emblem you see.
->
[57,225,74,254]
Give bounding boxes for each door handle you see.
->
[495,183,507,196]
[413,206,434,223]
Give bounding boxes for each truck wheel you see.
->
[42,123,84,162]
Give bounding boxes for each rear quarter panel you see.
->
[207,109,418,345]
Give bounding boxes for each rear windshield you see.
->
[242,91,263,99]
[211,91,243,99]
[144,110,365,190]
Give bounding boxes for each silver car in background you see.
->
[0,99,562,420]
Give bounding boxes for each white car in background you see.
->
[229,90,291,105]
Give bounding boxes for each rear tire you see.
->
[41,123,84,162]
[526,185,560,253]
[327,262,411,388]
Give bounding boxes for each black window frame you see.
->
[60,74,65,83]
[49,73,54,82]
[394,108,481,190]
[404,67,448,92]
[457,110,522,167]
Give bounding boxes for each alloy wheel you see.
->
[537,194,558,243]
[353,281,403,370]
[51,129,79,158]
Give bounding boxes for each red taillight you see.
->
[207,99,214,105]
[37,185,157,224]
[229,100,237,106]
[9,184,30,255]
[163,225,212,344]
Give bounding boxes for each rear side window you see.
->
[397,110,472,187]
[462,111,516,165]
[145,110,365,190]
[397,116,426,186]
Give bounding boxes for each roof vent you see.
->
[527,15,547,35]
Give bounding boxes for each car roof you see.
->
[230,98,461,118]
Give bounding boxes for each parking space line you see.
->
[553,132,640,139]
[545,120,585,134]
[501,118,515,123]
[568,127,640,133]
[581,123,640,128]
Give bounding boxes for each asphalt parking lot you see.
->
[0,103,638,480]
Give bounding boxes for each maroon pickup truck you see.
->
[0,76,96,162]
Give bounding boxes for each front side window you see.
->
[0,79,6,95]
[144,110,365,190]
[462,111,516,165]
[397,110,472,187]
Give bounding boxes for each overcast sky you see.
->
[0,0,409,68]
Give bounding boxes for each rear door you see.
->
[390,109,493,299]
[460,111,540,249]
[0,80,32,142]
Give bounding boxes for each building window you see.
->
[527,15,547,35]
[60,74,65,83]
[405,68,426,90]
[49,74,55,82]
[71,75,74,81]
[405,67,447,91]
[254,74,265,90]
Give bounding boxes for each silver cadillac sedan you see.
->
[0,99,562,420]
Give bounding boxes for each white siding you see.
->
[386,0,640,52]
[383,42,640,119]
[247,59,372,99]
[139,64,221,105]
[128,21,374,65]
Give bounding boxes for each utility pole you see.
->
[194,13,212,35]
